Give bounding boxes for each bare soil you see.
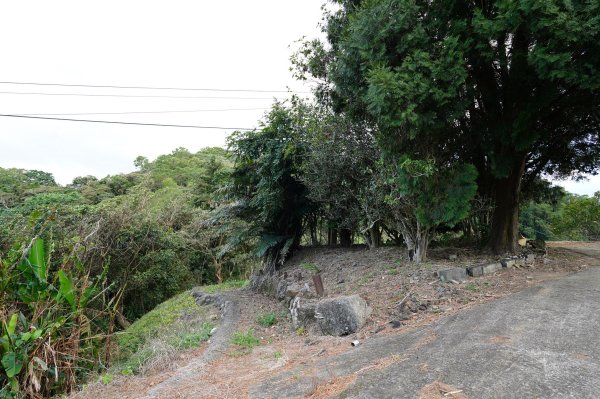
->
[71,242,599,399]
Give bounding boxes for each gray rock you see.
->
[389,320,402,329]
[284,281,311,300]
[438,268,467,283]
[251,271,313,302]
[315,295,371,336]
[467,264,484,277]
[249,272,279,297]
[501,258,515,268]
[449,254,458,261]
[526,254,536,264]
[482,263,502,275]
[289,297,318,328]
[276,279,288,301]
[191,289,225,307]
[373,325,385,333]
[467,262,502,277]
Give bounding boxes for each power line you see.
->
[0,80,310,94]
[0,91,285,100]
[0,114,255,130]
[21,108,270,116]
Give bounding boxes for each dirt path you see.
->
[549,241,600,260]
[144,292,241,398]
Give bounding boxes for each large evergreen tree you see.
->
[297,0,600,253]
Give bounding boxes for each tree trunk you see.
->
[327,227,338,246]
[405,227,429,263]
[488,156,527,254]
[363,223,382,250]
[310,219,318,246]
[340,229,352,247]
[399,220,430,263]
[368,226,379,249]
[364,230,375,250]
[312,273,324,296]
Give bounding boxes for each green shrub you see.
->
[552,193,600,241]
[119,347,155,374]
[169,323,214,349]
[232,330,260,348]
[257,312,277,327]
[100,374,114,385]
[519,201,554,240]
[301,263,320,273]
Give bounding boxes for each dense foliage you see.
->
[294,0,600,253]
[0,149,244,397]
[225,101,478,265]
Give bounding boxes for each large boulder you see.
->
[315,295,371,336]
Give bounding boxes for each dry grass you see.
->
[417,381,470,399]
[574,352,591,361]
[307,374,358,399]
[489,335,511,344]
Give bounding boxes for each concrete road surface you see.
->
[251,247,600,398]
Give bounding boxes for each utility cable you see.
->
[21,108,269,116]
[0,114,254,130]
[0,91,285,100]
[0,80,310,94]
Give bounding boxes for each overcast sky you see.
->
[0,1,321,182]
[0,1,597,195]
